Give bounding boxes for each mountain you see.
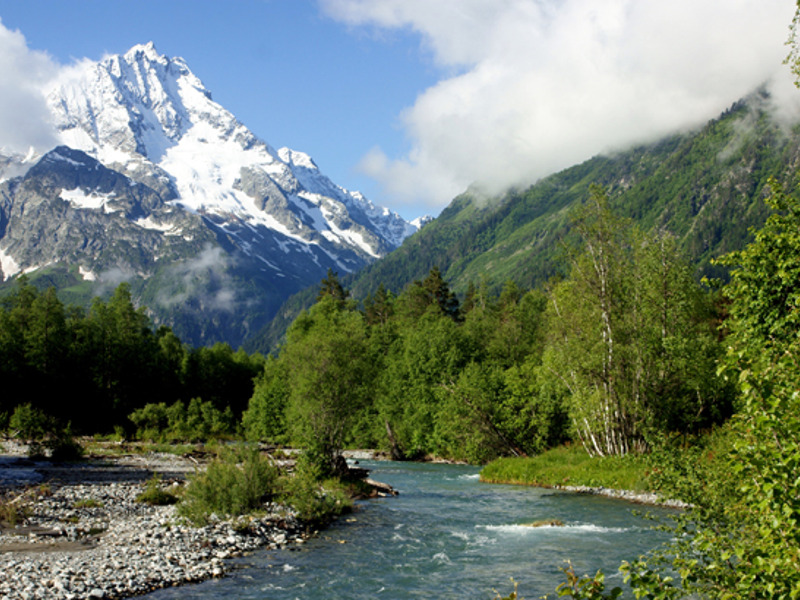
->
[0,42,417,346]
[246,88,800,351]
[346,89,797,300]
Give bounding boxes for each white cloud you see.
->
[157,245,238,312]
[0,19,59,155]
[322,0,800,211]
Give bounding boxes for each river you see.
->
[143,460,671,599]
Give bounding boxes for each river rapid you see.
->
[143,460,671,599]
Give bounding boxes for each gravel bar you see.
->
[0,451,308,600]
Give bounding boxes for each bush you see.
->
[178,446,278,524]
[136,474,179,506]
[8,404,83,460]
[9,403,52,441]
[129,399,236,442]
[46,426,84,462]
[280,452,352,525]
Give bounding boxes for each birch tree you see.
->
[544,187,728,456]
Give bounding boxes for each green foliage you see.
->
[280,453,353,525]
[136,474,179,506]
[282,295,376,474]
[544,187,730,456]
[632,180,800,598]
[180,343,265,417]
[552,176,800,599]
[0,280,262,437]
[716,177,800,377]
[243,193,729,467]
[7,403,83,460]
[242,355,289,442]
[45,425,84,462]
[129,398,235,442]
[556,564,622,599]
[480,445,650,492]
[8,403,52,441]
[178,446,278,524]
[317,268,350,307]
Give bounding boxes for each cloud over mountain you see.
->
[0,19,59,154]
[323,0,800,211]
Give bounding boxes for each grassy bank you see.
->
[480,445,651,492]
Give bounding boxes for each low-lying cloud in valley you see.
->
[156,245,238,313]
[323,0,800,212]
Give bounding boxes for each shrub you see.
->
[9,403,52,441]
[8,404,83,460]
[280,453,352,525]
[46,426,84,462]
[129,399,236,442]
[178,446,278,524]
[136,474,179,506]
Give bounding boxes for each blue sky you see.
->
[0,1,797,221]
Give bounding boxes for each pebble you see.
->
[0,452,308,600]
[555,484,689,508]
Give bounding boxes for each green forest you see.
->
[0,280,264,444]
[3,5,800,594]
[242,185,735,466]
[4,175,798,596]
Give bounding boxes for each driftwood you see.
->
[364,478,398,496]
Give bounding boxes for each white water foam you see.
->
[478,523,632,534]
[451,530,495,547]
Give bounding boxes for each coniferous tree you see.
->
[317,268,349,307]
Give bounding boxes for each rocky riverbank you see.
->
[552,484,688,509]
[0,450,309,600]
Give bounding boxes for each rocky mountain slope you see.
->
[0,43,417,346]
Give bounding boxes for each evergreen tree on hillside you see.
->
[317,268,349,307]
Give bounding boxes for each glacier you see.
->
[44,41,417,272]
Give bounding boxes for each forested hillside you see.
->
[242,188,734,467]
[244,89,797,353]
[348,90,796,301]
[0,279,263,438]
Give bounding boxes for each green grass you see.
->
[480,444,651,492]
[74,498,103,509]
[136,474,179,506]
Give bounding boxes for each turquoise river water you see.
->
[143,460,672,599]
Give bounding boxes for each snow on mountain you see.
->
[0,42,424,346]
[44,42,417,271]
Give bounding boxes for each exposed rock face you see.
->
[0,42,419,346]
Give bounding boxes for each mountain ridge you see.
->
[245,89,800,352]
[0,42,418,346]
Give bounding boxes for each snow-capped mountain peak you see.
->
[43,42,415,269]
[0,43,421,346]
